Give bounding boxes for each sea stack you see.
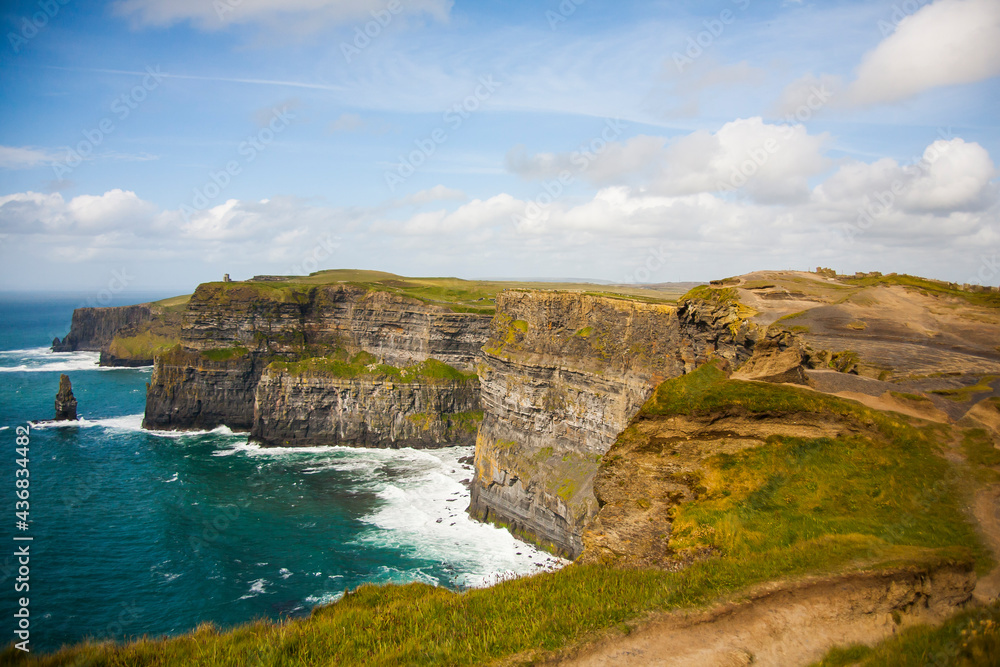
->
[54,374,78,421]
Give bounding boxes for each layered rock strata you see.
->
[251,369,481,448]
[144,282,491,437]
[53,305,154,352]
[468,290,753,557]
[54,374,78,421]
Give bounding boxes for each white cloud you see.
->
[815,138,997,214]
[400,185,467,205]
[505,118,831,204]
[0,189,156,235]
[0,146,65,170]
[847,0,1000,106]
[772,73,843,117]
[3,132,997,287]
[112,0,453,32]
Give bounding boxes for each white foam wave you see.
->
[354,446,567,588]
[30,414,245,445]
[305,592,344,606]
[239,578,269,600]
[145,424,239,439]
[0,348,145,373]
[164,473,179,483]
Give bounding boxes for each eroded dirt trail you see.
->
[551,566,975,667]
[973,484,1000,603]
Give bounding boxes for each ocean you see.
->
[0,293,560,654]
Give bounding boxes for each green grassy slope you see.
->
[6,364,990,666]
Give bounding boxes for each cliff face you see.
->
[142,348,264,431]
[144,282,492,436]
[468,290,751,557]
[53,305,154,352]
[181,283,489,370]
[251,368,481,448]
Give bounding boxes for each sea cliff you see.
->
[143,282,491,441]
[53,304,154,352]
[251,358,481,448]
[468,290,755,557]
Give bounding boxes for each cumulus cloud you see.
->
[112,0,453,32]
[815,138,997,214]
[0,190,156,235]
[506,118,831,204]
[2,133,997,286]
[847,0,1000,106]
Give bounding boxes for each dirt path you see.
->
[973,484,1000,603]
[548,566,975,667]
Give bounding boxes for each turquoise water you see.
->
[0,294,560,653]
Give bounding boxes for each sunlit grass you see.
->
[5,363,991,666]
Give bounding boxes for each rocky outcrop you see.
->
[731,329,808,384]
[144,282,492,434]
[469,290,751,557]
[54,374,77,421]
[251,366,481,448]
[143,348,264,431]
[53,305,154,352]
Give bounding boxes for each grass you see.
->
[638,362,992,574]
[8,362,991,666]
[960,429,1000,482]
[890,391,932,403]
[811,600,1000,666]
[268,350,477,384]
[190,270,690,315]
[842,273,1000,309]
[679,285,741,306]
[930,376,998,402]
[106,331,179,360]
[152,294,192,312]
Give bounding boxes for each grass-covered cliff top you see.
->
[268,350,478,384]
[12,362,995,665]
[192,269,697,315]
[686,269,1000,310]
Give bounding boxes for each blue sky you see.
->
[1,0,998,292]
